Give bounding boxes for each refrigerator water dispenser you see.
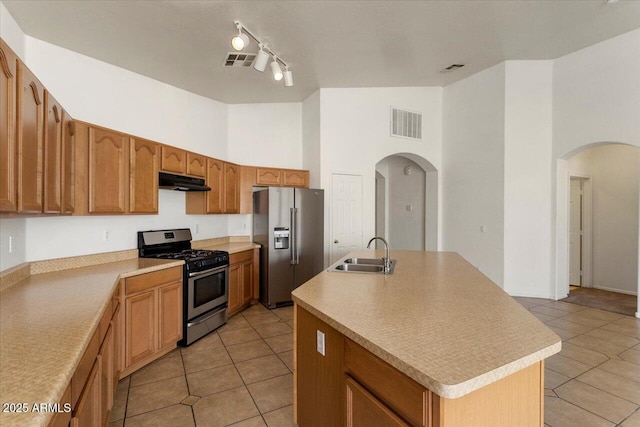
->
[274,227,290,249]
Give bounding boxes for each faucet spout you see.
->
[367,237,391,274]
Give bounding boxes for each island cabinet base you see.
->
[294,305,544,427]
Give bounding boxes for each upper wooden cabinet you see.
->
[88,126,129,213]
[283,169,309,188]
[16,61,45,213]
[43,91,63,213]
[224,162,240,213]
[61,112,75,214]
[129,138,159,213]
[160,145,186,174]
[256,167,282,186]
[0,39,17,212]
[187,152,206,178]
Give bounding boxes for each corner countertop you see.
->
[291,250,561,399]
[0,258,183,427]
[195,241,260,255]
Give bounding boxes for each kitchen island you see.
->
[291,250,561,427]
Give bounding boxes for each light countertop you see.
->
[0,258,183,427]
[195,241,260,254]
[291,250,561,399]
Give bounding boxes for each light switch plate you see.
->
[317,330,325,356]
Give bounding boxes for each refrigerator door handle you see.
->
[294,207,300,265]
[290,207,296,265]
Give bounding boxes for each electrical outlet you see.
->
[8,235,15,254]
[480,225,486,233]
[103,230,110,241]
[243,223,247,230]
[316,330,325,356]
[406,204,413,212]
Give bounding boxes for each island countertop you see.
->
[0,258,183,427]
[291,250,561,399]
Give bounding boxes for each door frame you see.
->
[330,172,363,264]
[569,176,593,289]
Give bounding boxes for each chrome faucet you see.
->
[367,237,391,274]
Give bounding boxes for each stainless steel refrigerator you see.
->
[253,187,324,308]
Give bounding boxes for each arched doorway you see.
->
[375,153,438,251]
[555,142,640,317]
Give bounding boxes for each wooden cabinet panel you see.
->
[346,376,409,427]
[43,91,63,213]
[228,263,242,316]
[125,266,182,295]
[0,39,17,212]
[187,152,206,177]
[88,127,128,213]
[229,250,256,316]
[161,145,186,174]
[71,358,100,427]
[112,299,122,385]
[158,281,182,350]
[125,290,156,367]
[71,328,100,407]
[61,112,74,214]
[224,162,240,213]
[256,167,282,186]
[99,324,114,427]
[130,137,159,213]
[242,260,253,306]
[207,158,224,213]
[283,169,309,188]
[16,61,44,213]
[240,166,256,214]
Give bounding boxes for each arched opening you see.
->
[375,153,438,251]
[555,142,640,317]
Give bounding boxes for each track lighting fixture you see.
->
[230,20,294,87]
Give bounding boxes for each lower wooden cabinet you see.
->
[71,359,100,427]
[228,249,258,316]
[345,376,409,427]
[122,266,182,376]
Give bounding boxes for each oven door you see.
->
[187,265,229,320]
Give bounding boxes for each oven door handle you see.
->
[187,305,227,327]
[188,266,228,278]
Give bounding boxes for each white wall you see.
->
[503,61,553,297]
[319,87,443,264]
[227,103,302,168]
[0,2,25,59]
[302,90,321,188]
[568,145,639,295]
[443,64,506,286]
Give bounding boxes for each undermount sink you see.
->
[330,258,396,274]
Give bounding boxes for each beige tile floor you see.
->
[109,299,640,427]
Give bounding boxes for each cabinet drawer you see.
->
[71,328,101,407]
[344,339,428,426]
[230,249,253,265]
[126,267,182,295]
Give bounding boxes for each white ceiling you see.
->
[4,1,640,104]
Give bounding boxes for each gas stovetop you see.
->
[149,249,226,261]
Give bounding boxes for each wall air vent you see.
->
[391,107,422,140]
[440,64,465,73]
[223,52,257,67]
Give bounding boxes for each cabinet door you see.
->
[345,376,409,427]
[242,260,253,305]
[112,299,122,388]
[224,162,240,213]
[43,91,63,213]
[99,324,114,427]
[125,290,156,368]
[283,169,309,188]
[71,358,101,427]
[130,137,159,213]
[228,263,242,315]
[61,112,74,214]
[187,152,206,177]
[207,158,224,213]
[158,281,182,350]
[88,127,128,213]
[0,39,17,212]
[161,145,186,174]
[16,61,44,213]
[256,167,282,186]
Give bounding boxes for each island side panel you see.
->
[294,304,345,427]
[432,361,544,427]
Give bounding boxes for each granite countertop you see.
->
[291,250,561,399]
[0,258,183,427]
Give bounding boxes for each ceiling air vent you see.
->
[391,107,422,140]
[223,52,256,68]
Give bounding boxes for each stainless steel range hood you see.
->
[159,172,211,191]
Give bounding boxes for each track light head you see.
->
[270,58,283,81]
[253,45,269,72]
[231,23,249,51]
[283,68,294,87]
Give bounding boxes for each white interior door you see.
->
[569,178,582,286]
[331,174,363,263]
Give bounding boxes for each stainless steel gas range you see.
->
[138,228,229,346]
